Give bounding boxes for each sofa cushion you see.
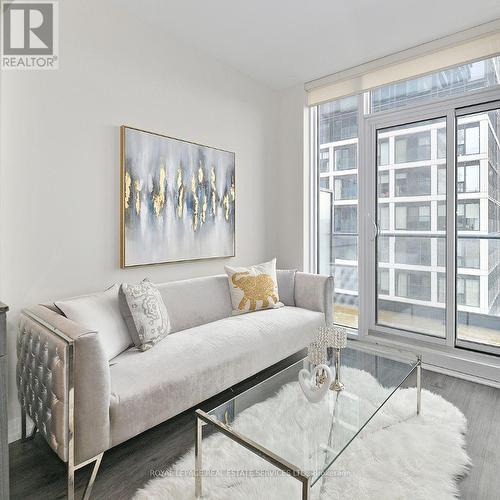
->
[108,306,324,446]
[55,284,132,361]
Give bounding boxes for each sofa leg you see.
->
[67,452,104,500]
[20,409,37,442]
[82,453,103,500]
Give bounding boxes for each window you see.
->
[334,235,357,261]
[457,123,480,155]
[318,96,359,329]
[334,175,357,200]
[378,138,389,166]
[395,237,431,266]
[438,166,446,194]
[395,131,431,163]
[457,201,480,230]
[437,128,446,159]
[378,172,389,197]
[334,144,357,170]
[319,96,358,143]
[319,176,330,189]
[319,149,330,173]
[395,203,431,230]
[457,275,480,307]
[378,269,389,295]
[370,56,500,113]
[395,270,431,301]
[334,206,357,233]
[437,237,446,267]
[457,238,480,269]
[457,162,480,193]
[378,236,390,262]
[395,166,431,196]
[437,202,446,230]
[378,205,390,230]
[437,273,446,303]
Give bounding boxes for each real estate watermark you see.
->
[1,0,58,70]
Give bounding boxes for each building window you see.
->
[395,203,431,230]
[457,275,480,307]
[334,235,357,261]
[395,131,431,163]
[437,273,446,303]
[378,269,389,295]
[334,265,358,291]
[437,237,446,267]
[395,166,431,196]
[457,123,480,156]
[438,166,446,194]
[319,96,358,143]
[378,205,390,230]
[334,206,357,233]
[319,149,330,173]
[378,236,389,262]
[334,144,357,170]
[395,270,431,301]
[457,201,480,231]
[334,175,357,200]
[395,237,431,266]
[320,176,330,189]
[437,128,446,159]
[457,162,480,193]
[378,138,389,166]
[438,202,446,230]
[457,239,480,269]
[378,172,389,198]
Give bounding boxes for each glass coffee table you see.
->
[195,344,421,499]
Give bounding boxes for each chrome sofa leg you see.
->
[20,409,37,442]
[82,453,104,500]
[68,452,104,500]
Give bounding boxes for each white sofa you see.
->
[17,271,333,497]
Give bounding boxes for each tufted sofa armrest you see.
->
[294,272,334,324]
[17,305,110,465]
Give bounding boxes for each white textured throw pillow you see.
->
[55,284,132,360]
[119,279,171,351]
[225,258,283,314]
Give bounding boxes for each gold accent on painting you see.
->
[222,192,230,221]
[152,164,166,217]
[231,272,278,311]
[210,166,217,216]
[134,179,143,215]
[191,174,199,231]
[176,167,185,219]
[124,171,132,209]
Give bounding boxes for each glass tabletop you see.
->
[205,344,418,486]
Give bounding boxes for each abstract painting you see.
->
[120,126,235,267]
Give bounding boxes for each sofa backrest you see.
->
[156,274,233,333]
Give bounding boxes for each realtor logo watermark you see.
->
[1,0,59,69]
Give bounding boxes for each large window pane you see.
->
[370,56,500,113]
[318,97,359,329]
[457,109,500,349]
[376,118,446,337]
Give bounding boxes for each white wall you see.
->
[271,85,308,270]
[0,0,279,440]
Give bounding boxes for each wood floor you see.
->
[9,353,500,499]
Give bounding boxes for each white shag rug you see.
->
[135,368,470,500]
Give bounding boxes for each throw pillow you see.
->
[224,258,283,314]
[119,279,171,351]
[55,284,132,360]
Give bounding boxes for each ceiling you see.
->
[118,0,500,90]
